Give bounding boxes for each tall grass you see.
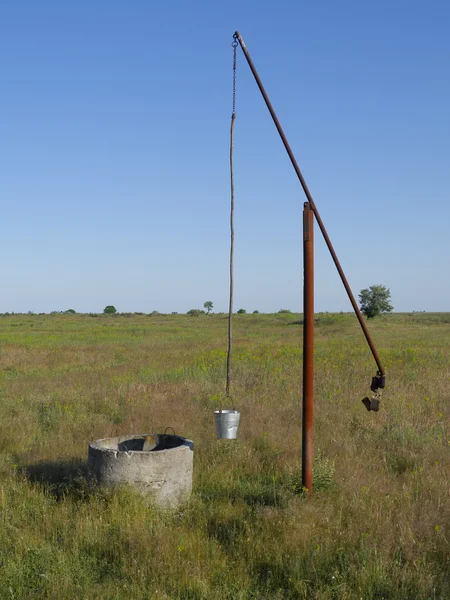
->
[0,313,448,598]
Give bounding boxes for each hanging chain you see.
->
[226,34,238,401]
[232,35,238,116]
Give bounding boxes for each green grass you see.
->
[0,312,449,599]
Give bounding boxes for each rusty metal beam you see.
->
[234,30,385,377]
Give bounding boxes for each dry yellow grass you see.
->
[0,311,448,598]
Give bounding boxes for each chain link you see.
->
[232,34,237,116]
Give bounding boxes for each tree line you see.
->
[0,286,393,319]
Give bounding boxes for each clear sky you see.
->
[1,1,449,314]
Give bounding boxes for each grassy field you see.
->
[0,311,449,599]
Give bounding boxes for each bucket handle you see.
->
[164,426,176,435]
[219,396,235,412]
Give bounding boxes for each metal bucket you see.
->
[214,409,240,439]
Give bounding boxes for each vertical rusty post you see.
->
[302,202,314,492]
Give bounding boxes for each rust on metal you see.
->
[302,202,314,492]
[234,30,385,378]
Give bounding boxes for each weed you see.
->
[0,312,448,598]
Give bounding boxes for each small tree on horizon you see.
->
[204,301,213,314]
[103,305,117,314]
[359,285,393,319]
[237,308,246,314]
[187,309,204,317]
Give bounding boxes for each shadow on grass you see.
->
[207,516,248,549]
[22,459,96,502]
[198,474,290,508]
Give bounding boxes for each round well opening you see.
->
[93,434,187,453]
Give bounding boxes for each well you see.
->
[88,433,193,508]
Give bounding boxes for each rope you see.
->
[226,37,238,401]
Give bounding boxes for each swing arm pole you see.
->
[234,31,385,378]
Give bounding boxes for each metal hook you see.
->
[164,426,176,436]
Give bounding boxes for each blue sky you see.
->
[1,1,449,313]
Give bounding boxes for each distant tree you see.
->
[359,285,393,319]
[253,310,259,314]
[187,309,204,317]
[237,308,246,314]
[103,305,117,314]
[204,301,214,314]
[65,309,76,314]
[278,309,292,314]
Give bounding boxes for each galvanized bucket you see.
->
[214,409,240,439]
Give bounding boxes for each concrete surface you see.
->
[88,434,194,508]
